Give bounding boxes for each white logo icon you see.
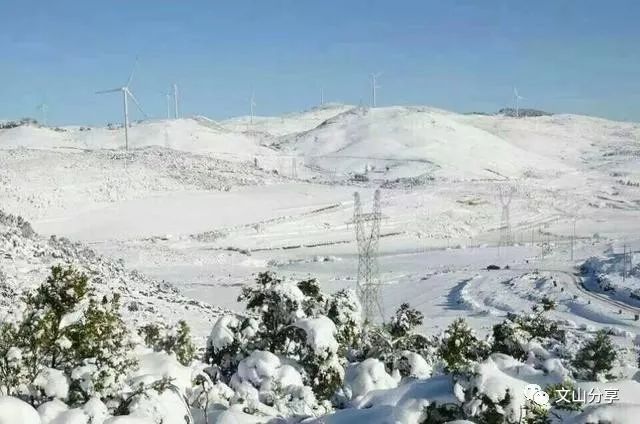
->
[524,384,550,407]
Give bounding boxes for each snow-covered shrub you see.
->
[326,289,362,352]
[228,350,323,416]
[387,303,424,339]
[237,272,310,353]
[343,358,397,400]
[205,315,257,382]
[491,319,528,360]
[491,306,565,363]
[294,316,344,400]
[392,351,432,380]
[205,272,360,403]
[439,318,489,375]
[0,266,136,408]
[572,330,617,380]
[363,303,436,377]
[139,320,196,366]
[545,381,582,412]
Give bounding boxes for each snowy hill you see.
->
[0,119,275,162]
[277,106,570,180]
[3,106,640,424]
[221,103,355,137]
[0,210,224,340]
[0,147,284,222]
[457,113,640,168]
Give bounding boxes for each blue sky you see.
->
[1,0,639,125]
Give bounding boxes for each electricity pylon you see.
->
[353,189,383,323]
[498,185,516,247]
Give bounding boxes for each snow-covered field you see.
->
[2,104,640,423]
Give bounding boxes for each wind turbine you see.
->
[165,90,172,119]
[36,103,48,126]
[173,83,179,119]
[96,60,147,150]
[513,87,525,118]
[250,92,256,125]
[320,87,324,106]
[370,73,382,107]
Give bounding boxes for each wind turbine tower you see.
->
[96,59,147,150]
[36,103,48,127]
[165,91,172,119]
[173,83,179,119]
[371,73,382,107]
[513,87,525,118]
[250,93,256,125]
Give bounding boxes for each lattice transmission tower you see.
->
[498,185,516,247]
[353,189,383,324]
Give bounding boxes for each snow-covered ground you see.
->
[2,104,640,423]
[2,106,640,333]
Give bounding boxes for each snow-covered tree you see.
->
[237,271,309,353]
[439,318,489,375]
[0,266,136,408]
[491,306,566,362]
[387,302,424,339]
[206,272,360,403]
[326,289,362,353]
[139,320,196,366]
[572,330,617,380]
[361,303,435,378]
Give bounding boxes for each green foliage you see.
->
[0,265,135,407]
[208,272,353,401]
[473,390,512,424]
[523,408,552,424]
[540,296,556,312]
[238,272,309,353]
[171,321,197,366]
[205,316,256,382]
[545,381,582,412]
[387,303,424,339]
[363,303,435,375]
[139,320,196,366]
[491,305,566,363]
[439,318,489,375]
[67,293,136,403]
[491,320,527,360]
[0,323,23,396]
[326,289,362,352]
[422,402,464,423]
[298,278,326,317]
[422,391,515,424]
[572,330,617,380]
[139,323,162,348]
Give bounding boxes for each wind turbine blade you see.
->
[125,89,148,118]
[96,88,122,94]
[126,57,139,87]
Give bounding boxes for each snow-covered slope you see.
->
[0,119,275,161]
[0,148,283,221]
[456,113,640,168]
[221,103,355,137]
[0,210,224,340]
[277,106,569,180]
